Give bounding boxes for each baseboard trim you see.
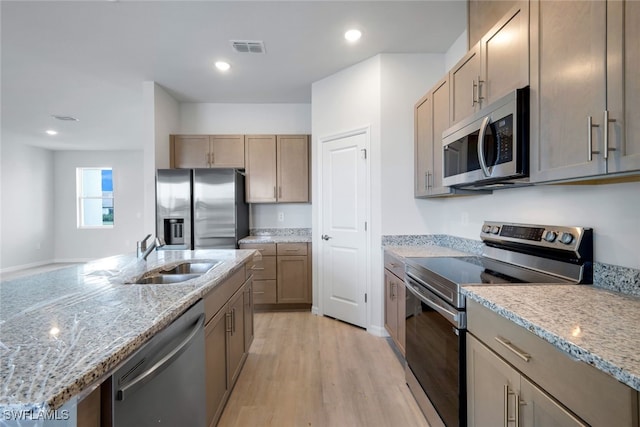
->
[0,259,55,274]
[367,324,388,337]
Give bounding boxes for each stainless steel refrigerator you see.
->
[156,169,249,249]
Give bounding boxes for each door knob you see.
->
[321,234,332,241]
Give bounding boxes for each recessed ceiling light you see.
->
[215,61,231,72]
[345,29,362,42]
[46,130,58,136]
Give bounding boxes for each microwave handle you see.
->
[477,115,492,177]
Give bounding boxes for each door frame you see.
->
[315,125,372,329]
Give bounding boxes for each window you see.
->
[77,167,114,228]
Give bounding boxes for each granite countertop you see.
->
[384,245,470,259]
[462,285,640,392]
[0,249,255,413]
[239,235,311,244]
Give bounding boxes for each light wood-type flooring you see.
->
[218,311,429,427]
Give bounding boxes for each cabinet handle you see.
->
[226,312,232,333]
[503,385,520,427]
[251,266,265,271]
[495,336,531,362]
[273,186,277,199]
[254,291,265,295]
[472,79,477,106]
[211,152,215,165]
[588,116,600,161]
[477,75,484,104]
[391,282,396,299]
[604,110,617,160]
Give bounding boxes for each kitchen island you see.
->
[0,249,255,425]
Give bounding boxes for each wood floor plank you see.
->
[217,312,429,427]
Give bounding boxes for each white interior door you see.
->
[320,130,368,328]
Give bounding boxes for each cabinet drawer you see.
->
[253,280,276,304]
[247,256,276,280]
[276,243,307,256]
[383,252,405,279]
[239,243,276,256]
[467,300,638,427]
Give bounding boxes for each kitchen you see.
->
[2,1,640,426]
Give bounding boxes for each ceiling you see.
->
[1,1,466,151]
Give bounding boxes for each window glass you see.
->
[77,168,113,228]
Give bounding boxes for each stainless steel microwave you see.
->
[442,87,529,189]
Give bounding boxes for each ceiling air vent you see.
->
[51,115,79,121]
[230,40,265,54]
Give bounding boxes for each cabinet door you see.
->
[383,270,399,340]
[414,92,432,197]
[520,377,588,427]
[395,275,406,356]
[607,0,640,174]
[205,308,229,427]
[480,1,529,105]
[449,42,481,125]
[431,76,451,195]
[227,289,245,387]
[172,135,210,168]
[467,334,520,427]
[530,0,607,183]
[277,135,309,202]
[276,255,309,303]
[245,135,277,202]
[210,135,245,168]
[243,279,254,352]
[468,0,518,47]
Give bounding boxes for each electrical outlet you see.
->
[278,212,285,222]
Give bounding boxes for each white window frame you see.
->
[76,167,114,229]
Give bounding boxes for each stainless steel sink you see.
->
[128,260,223,285]
[159,261,221,275]
[135,273,201,285]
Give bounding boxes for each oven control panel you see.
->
[480,221,592,257]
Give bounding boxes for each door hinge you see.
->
[365,293,367,303]
[361,148,367,159]
[364,221,367,231]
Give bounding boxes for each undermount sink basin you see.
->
[129,260,223,285]
[160,261,221,275]
[135,273,202,285]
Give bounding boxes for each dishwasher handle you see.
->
[117,314,205,401]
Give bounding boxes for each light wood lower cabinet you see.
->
[383,252,405,356]
[467,300,639,427]
[240,242,311,309]
[204,264,253,427]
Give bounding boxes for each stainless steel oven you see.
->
[442,87,529,190]
[403,221,593,427]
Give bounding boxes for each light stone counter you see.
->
[0,249,255,415]
[461,285,640,392]
[239,235,311,244]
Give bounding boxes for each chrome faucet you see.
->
[137,235,165,260]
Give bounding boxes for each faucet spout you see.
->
[140,237,165,260]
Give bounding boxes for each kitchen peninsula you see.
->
[0,249,255,426]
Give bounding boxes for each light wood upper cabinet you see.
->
[245,134,310,203]
[468,0,518,47]
[450,42,481,125]
[480,2,529,106]
[450,3,528,126]
[606,0,640,174]
[415,76,455,198]
[245,135,277,202]
[277,135,310,203]
[171,135,245,169]
[530,0,608,182]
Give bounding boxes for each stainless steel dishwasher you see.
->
[112,300,206,427]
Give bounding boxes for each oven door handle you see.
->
[404,278,462,328]
[477,115,492,177]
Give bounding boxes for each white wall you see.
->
[0,135,55,270]
[445,30,469,71]
[53,150,145,261]
[178,102,312,229]
[380,53,446,235]
[143,82,180,238]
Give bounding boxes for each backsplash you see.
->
[250,228,312,237]
[382,234,640,298]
